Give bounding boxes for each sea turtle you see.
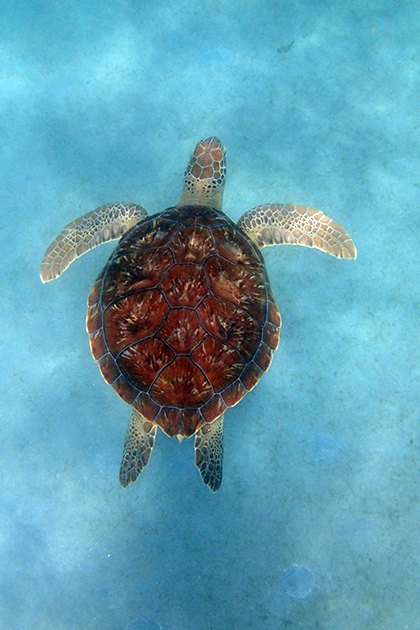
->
[40,137,356,491]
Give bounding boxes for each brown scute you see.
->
[197,296,261,360]
[171,225,213,263]
[158,308,206,353]
[221,380,248,407]
[263,320,281,350]
[111,374,138,404]
[204,256,266,322]
[97,353,120,385]
[133,392,160,422]
[123,215,174,251]
[179,409,203,436]
[241,361,264,391]
[158,263,208,308]
[155,407,182,437]
[201,394,227,423]
[192,336,243,391]
[213,226,263,273]
[117,337,174,389]
[104,290,168,354]
[268,297,282,327]
[89,329,107,360]
[90,206,280,433]
[166,205,222,227]
[86,302,102,335]
[102,247,173,307]
[156,407,202,437]
[87,278,102,306]
[150,356,212,407]
[254,343,274,372]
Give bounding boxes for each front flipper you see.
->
[194,414,224,492]
[238,204,356,259]
[40,202,148,282]
[119,409,157,488]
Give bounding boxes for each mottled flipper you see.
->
[40,202,148,282]
[238,204,356,259]
[194,414,224,492]
[119,409,157,488]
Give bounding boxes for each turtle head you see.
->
[177,137,226,211]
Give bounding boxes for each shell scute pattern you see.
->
[159,308,206,353]
[203,256,266,323]
[86,205,280,438]
[212,225,264,273]
[160,263,208,308]
[196,296,261,360]
[118,338,174,388]
[105,290,169,354]
[171,225,213,263]
[102,247,174,307]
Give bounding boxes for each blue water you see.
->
[1,1,419,628]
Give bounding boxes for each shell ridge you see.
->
[145,354,178,394]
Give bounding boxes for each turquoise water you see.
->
[1,1,419,628]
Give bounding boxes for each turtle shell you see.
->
[86,205,281,438]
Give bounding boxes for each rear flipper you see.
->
[194,414,224,492]
[238,204,356,259]
[119,409,157,488]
